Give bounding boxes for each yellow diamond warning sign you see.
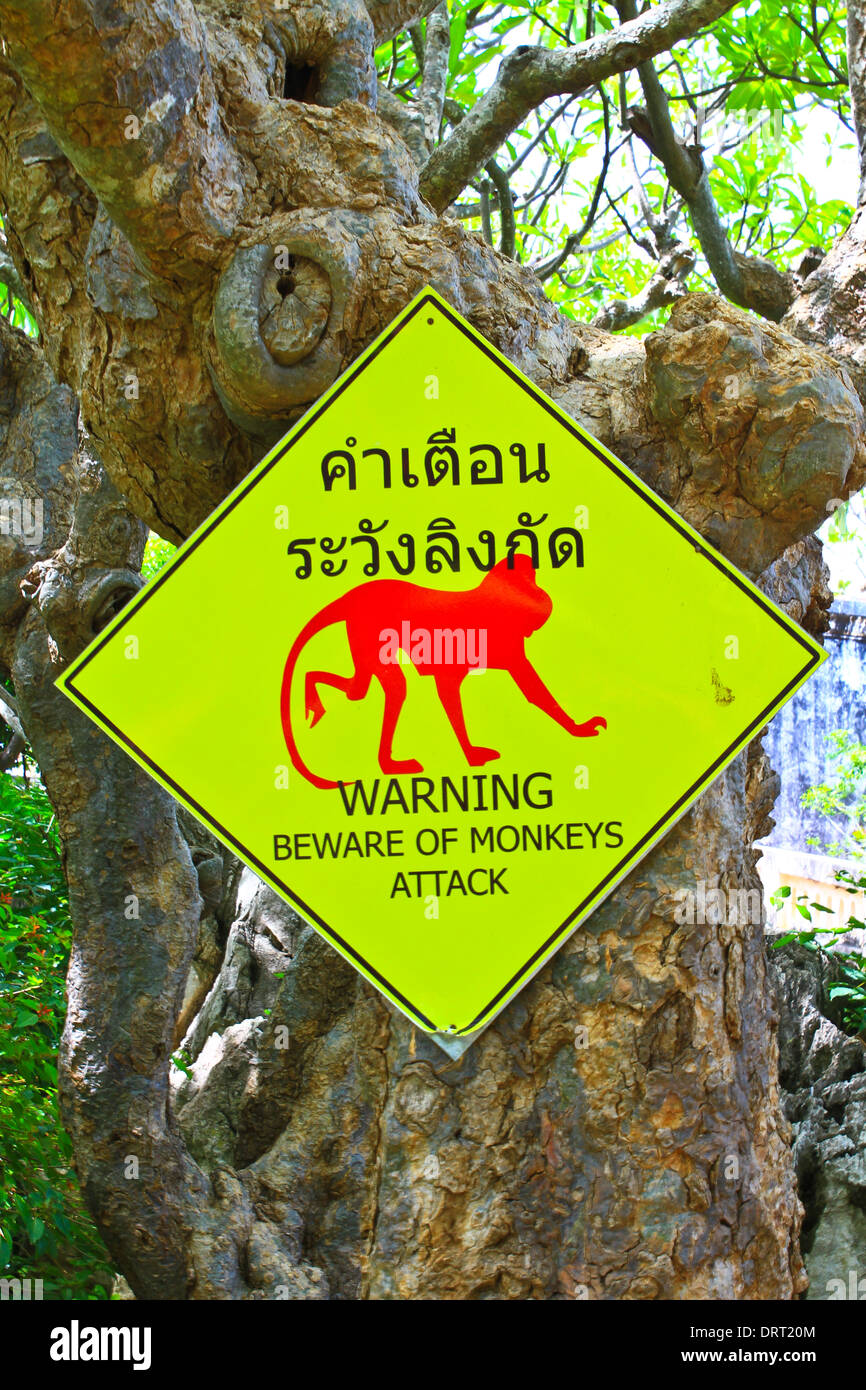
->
[57,288,825,1048]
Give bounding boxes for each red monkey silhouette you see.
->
[280,555,606,790]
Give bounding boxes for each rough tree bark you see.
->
[0,0,865,1298]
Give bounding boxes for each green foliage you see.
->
[170,1048,193,1079]
[770,871,866,1039]
[800,730,866,859]
[0,288,37,339]
[0,774,113,1298]
[822,492,866,594]
[377,1,853,329]
[0,212,38,339]
[771,723,866,1040]
[142,531,177,580]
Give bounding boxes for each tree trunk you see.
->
[0,0,865,1298]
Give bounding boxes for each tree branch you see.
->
[480,181,494,246]
[377,82,428,163]
[442,99,515,257]
[506,97,576,177]
[368,0,446,44]
[533,84,613,279]
[848,0,866,201]
[0,686,26,774]
[0,732,25,772]
[485,159,515,258]
[618,0,795,320]
[418,3,451,153]
[592,242,695,329]
[0,0,243,280]
[0,687,25,743]
[418,0,742,211]
[631,63,747,301]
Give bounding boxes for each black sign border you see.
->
[63,292,822,1037]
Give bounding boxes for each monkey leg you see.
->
[434,672,499,767]
[376,665,423,775]
[305,666,371,727]
[510,654,605,737]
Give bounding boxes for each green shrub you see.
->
[0,773,113,1298]
[770,870,866,1040]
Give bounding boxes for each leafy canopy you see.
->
[379,0,852,331]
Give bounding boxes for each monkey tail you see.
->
[280,595,350,791]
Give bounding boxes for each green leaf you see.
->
[448,4,468,78]
[170,1050,193,1078]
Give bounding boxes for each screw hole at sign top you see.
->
[427,318,434,325]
